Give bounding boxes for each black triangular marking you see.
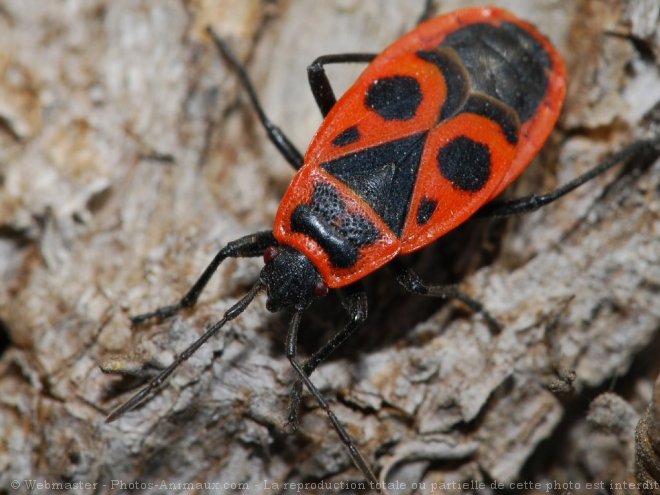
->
[321,132,427,236]
[335,161,397,210]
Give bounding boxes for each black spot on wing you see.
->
[291,182,380,268]
[441,22,551,122]
[416,197,438,225]
[438,136,491,192]
[321,132,427,236]
[463,93,520,144]
[365,76,422,121]
[332,125,361,147]
[417,48,470,121]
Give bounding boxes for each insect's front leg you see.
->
[131,230,276,325]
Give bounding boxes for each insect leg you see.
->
[307,53,376,117]
[392,262,502,332]
[286,309,379,488]
[207,28,304,170]
[477,139,660,218]
[306,0,436,117]
[416,0,436,25]
[286,285,368,430]
[131,230,276,325]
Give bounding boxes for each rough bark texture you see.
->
[0,1,659,494]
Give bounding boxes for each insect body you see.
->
[106,5,658,489]
[275,7,565,288]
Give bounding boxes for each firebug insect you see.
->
[105,3,660,488]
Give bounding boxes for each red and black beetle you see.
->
[106,4,659,487]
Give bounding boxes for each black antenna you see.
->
[285,309,380,487]
[106,280,264,422]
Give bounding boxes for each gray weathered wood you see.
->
[0,1,658,493]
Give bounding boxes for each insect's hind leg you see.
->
[416,0,436,25]
[131,230,276,325]
[207,28,304,170]
[286,285,367,431]
[306,0,436,118]
[307,53,376,117]
[477,139,660,218]
[392,262,502,332]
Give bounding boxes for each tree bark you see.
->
[0,1,659,494]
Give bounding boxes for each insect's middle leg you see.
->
[207,28,304,170]
[392,261,501,332]
[286,285,368,430]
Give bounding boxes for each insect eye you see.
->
[263,246,280,264]
[314,279,329,298]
